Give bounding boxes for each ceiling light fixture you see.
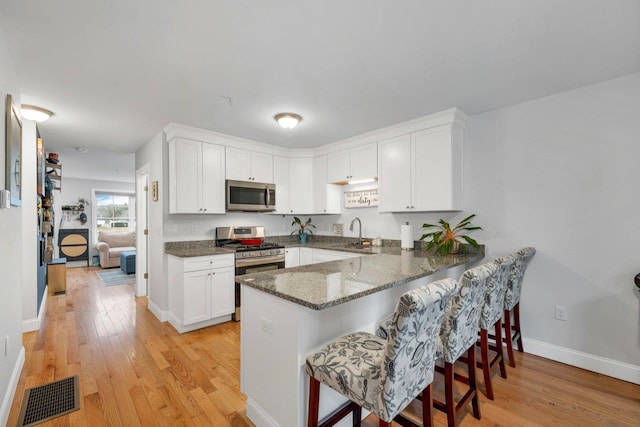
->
[21,104,54,122]
[75,147,88,154]
[274,112,302,129]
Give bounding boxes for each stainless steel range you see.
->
[216,226,285,321]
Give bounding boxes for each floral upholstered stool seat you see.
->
[503,247,536,367]
[305,278,458,427]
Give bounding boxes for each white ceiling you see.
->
[1,0,639,154]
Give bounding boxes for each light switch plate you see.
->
[332,224,343,236]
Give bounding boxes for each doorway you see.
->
[135,165,149,297]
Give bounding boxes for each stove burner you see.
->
[216,240,283,252]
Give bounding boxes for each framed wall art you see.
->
[5,94,22,206]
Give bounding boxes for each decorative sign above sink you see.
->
[344,189,378,208]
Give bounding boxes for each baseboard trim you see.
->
[0,346,25,426]
[523,337,640,385]
[147,299,167,322]
[246,398,280,427]
[23,288,48,332]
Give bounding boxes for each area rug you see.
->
[97,269,136,287]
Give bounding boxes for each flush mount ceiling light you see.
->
[274,112,302,129]
[21,104,54,122]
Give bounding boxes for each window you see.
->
[94,191,136,238]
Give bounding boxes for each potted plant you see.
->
[419,214,482,255]
[291,216,316,244]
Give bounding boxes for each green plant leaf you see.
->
[460,235,479,246]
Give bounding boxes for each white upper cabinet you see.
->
[378,123,463,212]
[313,155,341,214]
[272,156,290,214]
[169,138,225,214]
[378,134,412,212]
[226,147,274,183]
[411,125,463,211]
[327,142,377,184]
[289,158,314,214]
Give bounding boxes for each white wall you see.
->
[465,72,640,375]
[21,120,38,331]
[136,131,167,319]
[0,24,25,426]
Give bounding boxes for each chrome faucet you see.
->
[349,217,362,245]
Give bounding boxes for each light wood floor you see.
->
[8,267,640,426]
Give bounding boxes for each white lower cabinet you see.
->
[285,247,300,268]
[168,253,235,333]
[311,248,362,264]
[299,247,314,266]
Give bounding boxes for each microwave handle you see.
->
[265,187,271,207]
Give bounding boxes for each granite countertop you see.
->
[164,241,234,257]
[235,249,484,310]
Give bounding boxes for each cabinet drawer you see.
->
[184,254,234,272]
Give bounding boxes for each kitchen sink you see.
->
[330,242,370,250]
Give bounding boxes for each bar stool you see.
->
[476,253,517,400]
[306,279,458,427]
[503,247,536,367]
[434,262,497,427]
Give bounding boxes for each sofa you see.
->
[96,231,136,268]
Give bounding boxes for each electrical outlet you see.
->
[555,305,567,321]
[190,225,197,235]
[260,316,273,334]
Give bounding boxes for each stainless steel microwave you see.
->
[226,180,276,212]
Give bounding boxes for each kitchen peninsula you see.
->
[236,247,483,427]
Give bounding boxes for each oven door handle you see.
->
[265,186,271,207]
[236,255,285,268]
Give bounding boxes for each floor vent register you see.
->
[17,375,80,426]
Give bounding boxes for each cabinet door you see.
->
[183,270,211,325]
[285,247,300,268]
[251,152,274,183]
[299,248,314,266]
[225,147,251,181]
[171,138,201,213]
[350,142,378,181]
[412,125,462,211]
[378,134,412,212]
[289,158,313,214]
[201,143,225,213]
[272,156,290,214]
[327,149,350,183]
[313,156,341,214]
[210,266,235,318]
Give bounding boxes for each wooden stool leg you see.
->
[503,309,516,368]
[444,362,456,427]
[308,377,320,427]
[494,321,507,379]
[480,328,493,400]
[467,346,481,420]
[514,302,524,352]
[378,420,392,427]
[422,384,433,427]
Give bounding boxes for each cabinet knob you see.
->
[411,206,415,209]
[203,208,207,212]
[406,205,410,209]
